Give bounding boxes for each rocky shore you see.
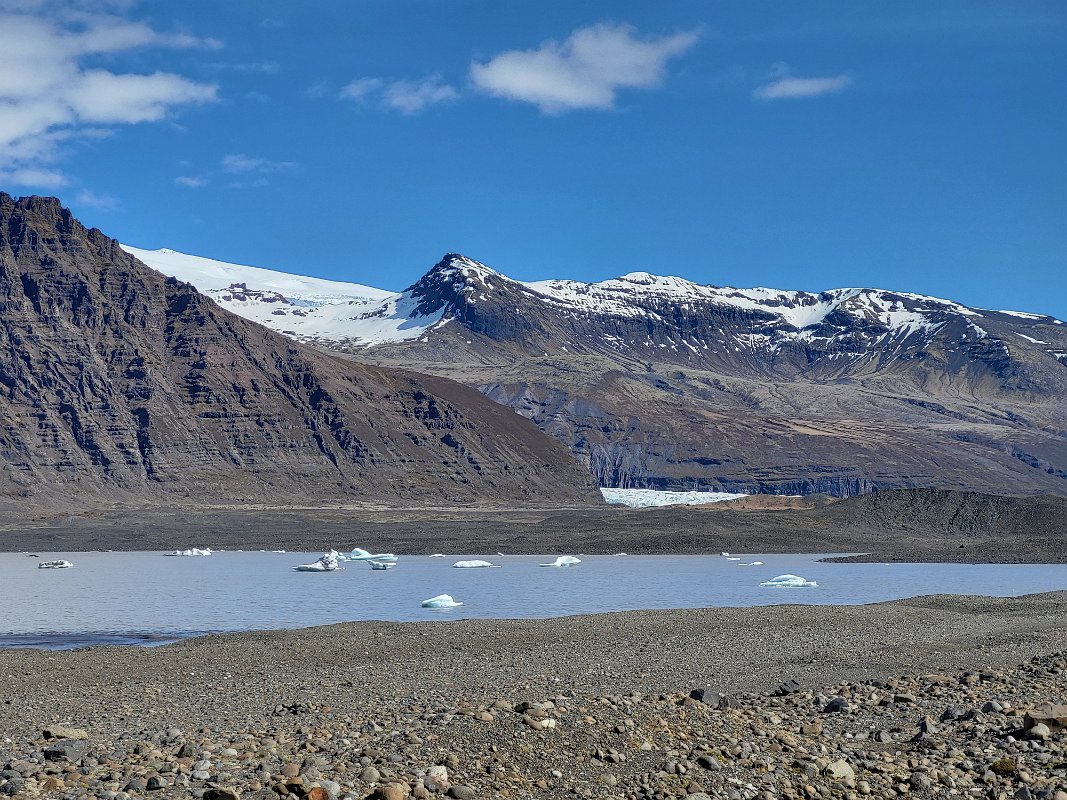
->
[1,593,1065,799]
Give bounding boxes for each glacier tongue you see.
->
[601,488,747,507]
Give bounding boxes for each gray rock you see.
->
[43,739,89,761]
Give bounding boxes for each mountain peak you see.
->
[432,252,504,281]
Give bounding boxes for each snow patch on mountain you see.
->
[122,245,443,347]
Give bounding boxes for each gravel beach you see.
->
[1,593,1065,799]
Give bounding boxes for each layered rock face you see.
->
[0,195,598,506]
[359,256,1067,497]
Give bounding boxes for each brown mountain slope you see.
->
[0,194,598,507]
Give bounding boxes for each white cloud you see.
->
[338,75,458,114]
[753,66,853,100]
[0,8,217,189]
[0,166,69,187]
[470,22,700,114]
[338,77,384,102]
[221,153,295,174]
[74,188,117,208]
[175,175,209,188]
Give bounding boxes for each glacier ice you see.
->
[37,560,74,569]
[738,561,764,566]
[452,560,499,568]
[601,488,747,508]
[421,594,463,609]
[759,574,818,588]
[429,553,446,558]
[348,548,397,562]
[293,551,343,572]
[540,555,581,567]
[164,547,212,556]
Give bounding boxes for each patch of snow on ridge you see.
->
[1015,332,1050,345]
[122,245,390,303]
[601,488,747,507]
[123,244,443,347]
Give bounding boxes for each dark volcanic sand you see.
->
[1,488,1065,563]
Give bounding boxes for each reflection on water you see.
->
[1,551,1063,649]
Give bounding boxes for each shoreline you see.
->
[1,499,1064,562]
[1,592,1064,798]
[2,586,1066,652]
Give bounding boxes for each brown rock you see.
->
[1023,704,1067,733]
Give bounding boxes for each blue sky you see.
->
[2,1,1065,318]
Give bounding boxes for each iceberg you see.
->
[164,547,212,556]
[367,559,396,570]
[759,574,818,588]
[429,553,446,558]
[725,557,741,561]
[293,551,343,572]
[348,547,397,562]
[452,560,500,568]
[38,560,74,569]
[738,561,764,566]
[540,555,581,567]
[421,594,463,609]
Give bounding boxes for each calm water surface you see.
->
[1,552,1063,649]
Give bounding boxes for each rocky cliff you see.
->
[0,195,598,507]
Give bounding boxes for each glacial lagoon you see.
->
[0,551,1063,649]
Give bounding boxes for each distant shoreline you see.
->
[1,491,1064,562]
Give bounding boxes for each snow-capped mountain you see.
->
[124,246,1065,373]
[123,246,1067,498]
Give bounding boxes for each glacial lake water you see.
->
[0,551,1064,649]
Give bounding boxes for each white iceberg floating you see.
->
[720,551,730,557]
[38,560,73,569]
[725,557,741,561]
[759,574,818,588]
[452,560,500,569]
[164,547,212,556]
[348,547,397,562]
[540,555,581,567]
[601,488,747,508]
[293,551,344,572]
[367,559,396,570]
[614,552,629,557]
[738,561,764,566]
[421,594,463,609]
[429,553,446,558]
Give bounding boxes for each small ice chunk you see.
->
[421,594,464,608]
[38,560,74,569]
[540,555,581,567]
[429,553,446,558]
[759,574,818,588]
[453,560,500,568]
[725,557,741,561]
[738,561,764,566]
[720,551,730,557]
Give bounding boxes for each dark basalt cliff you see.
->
[0,195,598,506]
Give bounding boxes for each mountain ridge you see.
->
[124,245,1067,498]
